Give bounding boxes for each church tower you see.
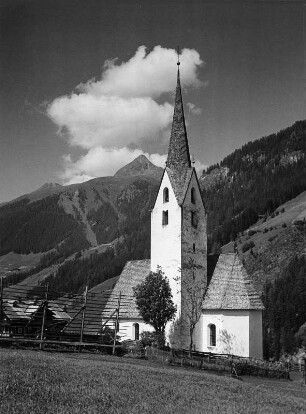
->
[151,55,207,349]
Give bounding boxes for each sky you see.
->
[0,0,305,202]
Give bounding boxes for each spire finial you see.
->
[176,46,180,66]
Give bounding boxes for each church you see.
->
[104,58,264,358]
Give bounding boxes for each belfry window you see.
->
[163,187,169,203]
[191,187,196,204]
[208,324,216,347]
[162,210,169,226]
[191,211,197,228]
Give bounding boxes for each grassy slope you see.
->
[0,349,305,414]
[221,190,306,293]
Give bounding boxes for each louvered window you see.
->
[162,210,169,225]
[191,187,196,204]
[163,187,169,203]
[191,211,197,228]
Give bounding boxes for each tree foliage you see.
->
[133,268,176,334]
[262,255,306,359]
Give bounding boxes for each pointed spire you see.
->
[166,48,191,171]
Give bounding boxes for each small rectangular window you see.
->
[191,211,197,228]
[191,188,196,204]
[162,210,169,225]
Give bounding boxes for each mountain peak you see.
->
[114,155,163,178]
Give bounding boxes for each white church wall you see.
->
[151,171,182,319]
[249,310,263,358]
[117,319,154,341]
[201,310,251,357]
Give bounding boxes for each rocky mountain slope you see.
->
[0,155,162,281]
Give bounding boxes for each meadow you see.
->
[0,348,305,414]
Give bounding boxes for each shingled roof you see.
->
[203,253,264,310]
[165,65,193,205]
[103,259,151,319]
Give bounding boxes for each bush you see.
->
[242,240,255,253]
[268,235,277,242]
[141,331,165,349]
[282,223,287,228]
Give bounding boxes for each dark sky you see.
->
[0,0,305,202]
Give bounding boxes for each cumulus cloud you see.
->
[47,45,204,184]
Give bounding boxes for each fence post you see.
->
[40,283,49,350]
[80,286,88,348]
[112,292,121,355]
[0,277,3,324]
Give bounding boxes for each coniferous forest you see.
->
[202,120,306,251]
[262,255,306,359]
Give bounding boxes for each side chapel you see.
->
[105,56,264,358]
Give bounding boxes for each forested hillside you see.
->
[201,120,306,252]
[0,196,89,256]
[262,255,306,359]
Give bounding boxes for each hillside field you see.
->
[0,349,305,413]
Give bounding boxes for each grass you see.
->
[0,348,305,414]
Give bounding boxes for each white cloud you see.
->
[78,46,203,98]
[187,102,202,116]
[194,159,208,175]
[47,45,204,183]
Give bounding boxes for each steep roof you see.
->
[103,259,151,319]
[203,253,264,310]
[166,67,191,171]
[2,299,71,322]
[165,65,194,205]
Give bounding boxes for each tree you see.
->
[176,258,207,353]
[133,268,176,339]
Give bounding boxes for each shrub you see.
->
[282,223,287,228]
[268,235,277,242]
[242,240,255,253]
[141,331,165,349]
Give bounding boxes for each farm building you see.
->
[100,58,264,358]
[0,298,71,338]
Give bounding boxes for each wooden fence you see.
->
[145,347,290,379]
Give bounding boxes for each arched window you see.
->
[208,324,216,347]
[162,210,169,225]
[134,323,139,340]
[191,187,196,204]
[163,187,169,203]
